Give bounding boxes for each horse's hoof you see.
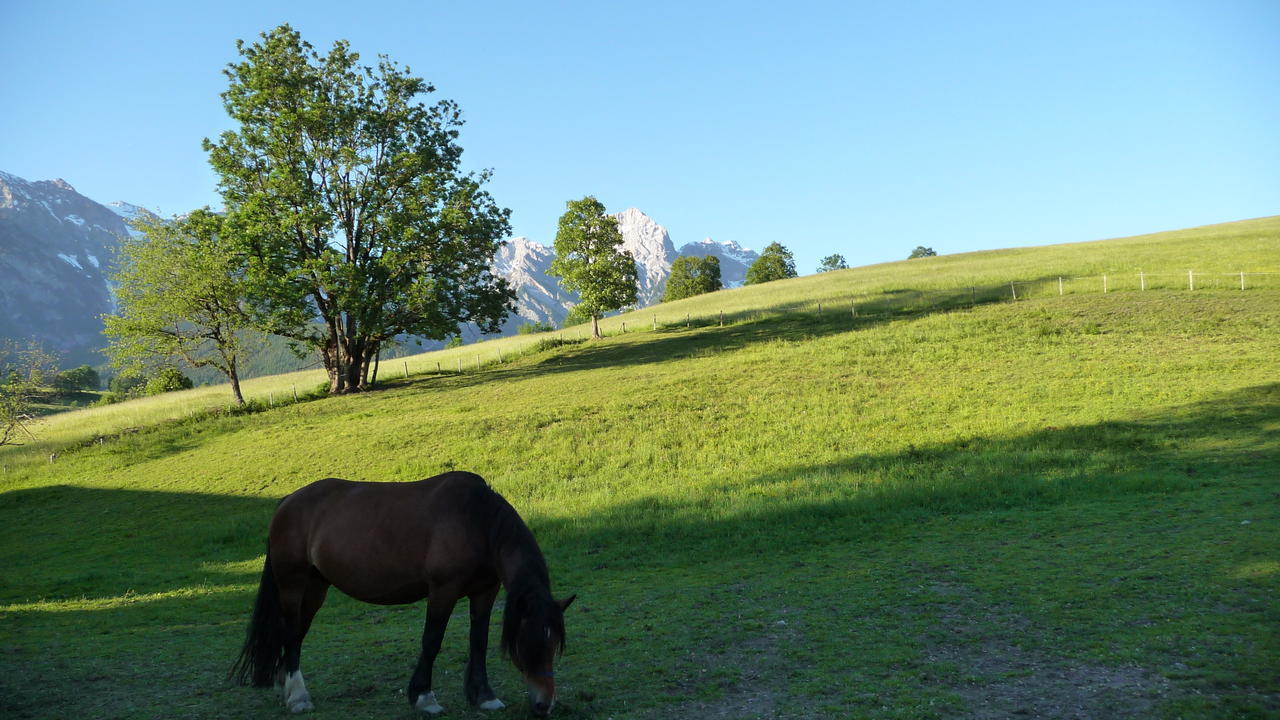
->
[479,698,505,710]
[415,691,445,714]
[288,699,314,713]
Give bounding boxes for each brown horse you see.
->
[230,471,574,716]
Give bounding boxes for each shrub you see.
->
[518,321,556,335]
[144,367,194,396]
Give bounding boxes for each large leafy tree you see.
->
[104,210,253,404]
[205,25,514,393]
[662,255,722,302]
[549,196,638,339]
[909,246,938,259]
[745,242,798,285]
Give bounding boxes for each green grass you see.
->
[1,217,1278,719]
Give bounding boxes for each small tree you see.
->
[745,242,797,285]
[817,254,848,272]
[548,196,638,339]
[104,209,254,405]
[0,340,57,446]
[663,255,722,302]
[909,246,937,259]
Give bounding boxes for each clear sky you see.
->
[3,0,1277,273]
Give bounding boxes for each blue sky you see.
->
[3,0,1277,273]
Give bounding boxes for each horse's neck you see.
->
[496,543,549,597]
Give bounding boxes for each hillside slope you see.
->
[1,216,1277,719]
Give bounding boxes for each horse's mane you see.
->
[482,482,564,668]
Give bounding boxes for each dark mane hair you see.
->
[485,484,564,669]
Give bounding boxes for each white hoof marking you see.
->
[415,691,445,714]
[283,670,313,713]
[480,698,506,710]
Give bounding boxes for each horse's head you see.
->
[503,592,575,715]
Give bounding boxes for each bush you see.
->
[144,367,194,396]
[518,321,556,335]
[54,365,101,393]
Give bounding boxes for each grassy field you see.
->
[1,217,1278,719]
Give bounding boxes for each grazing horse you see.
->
[230,471,574,716]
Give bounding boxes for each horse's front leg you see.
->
[465,584,504,710]
[408,589,459,715]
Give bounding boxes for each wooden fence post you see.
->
[292,385,298,402]
[719,311,724,327]
[404,361,409,378]
[817,302,822,318]
[1010,282,1017,301]
[1189,270,1194,291]
[1240,271,1245,291]
[686,314,690,328]
[1140,272,1145,291]
[1058,277,1063,296]
[652,315,657,331]
[1103,274,1108,293]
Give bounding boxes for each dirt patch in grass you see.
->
[922,580,1178,719]
[664,607,802,719]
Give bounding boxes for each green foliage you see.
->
[517,321,556,335]
[745,241,798,284]
[909,245,938,258]
[817,253,849,272]
[445,336,464,349]
[103,209,252,404]
[0,340,57,446]
[204,24,514,394]
[108,372,148,397]
[143,367,194,396]
[562,304,594,329]
[53,365,100,393]
[663,255,722,302]
[548,196,638,338]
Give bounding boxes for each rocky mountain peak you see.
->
[612,207,677,306]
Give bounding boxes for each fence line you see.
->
[386,269,1279,379]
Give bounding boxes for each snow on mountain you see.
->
[492,236,575,327]
[0,171,134,364]
[675,237,760,289]
[612,207,677,307]
[106,201,161,237]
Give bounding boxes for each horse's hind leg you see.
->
[465,584,504,710]
[279,569,330,713]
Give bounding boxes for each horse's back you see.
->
[268,472,500,604]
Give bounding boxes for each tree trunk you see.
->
[229,360,245,406]
[591,314,601,340]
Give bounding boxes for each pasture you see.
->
[2,218,1278,718]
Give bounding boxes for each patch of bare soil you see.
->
[665,608,801,719]
[922,580,1178,719]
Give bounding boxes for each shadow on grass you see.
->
[532,381,1280,564]
[1,384,1274,719]
[4,382,1274,612]
[0,484,277,605]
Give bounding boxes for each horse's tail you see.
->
[230,546,286,687]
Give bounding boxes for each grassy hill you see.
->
[1,217,1278,719]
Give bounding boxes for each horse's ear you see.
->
[558,594,576,612]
